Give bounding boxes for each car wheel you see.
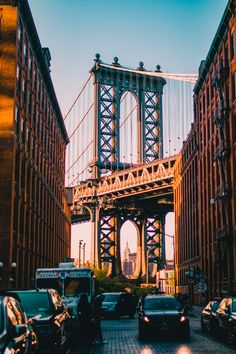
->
[138,323,148,340]
[227,329,235,345]
[181,329,190,341]
[214,323,221,339]
[139,328,147,340]
[129,312,135,319]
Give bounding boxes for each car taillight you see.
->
[143,316,150,322]
[180,315,187,322]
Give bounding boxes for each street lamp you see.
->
[146,250,149,286]
[10,262,17,288]
[0,262,3,281]
[82,243,86,267]
[78,240,83,268]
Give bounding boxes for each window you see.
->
[20,118,25,143]
[22,78,26,105]
[23,40,28,66]
[27,92,31,117]
[230,32,235,60]
[14,106,19,132]
[232,72,236,102]
[16,65,21,95]
[17,26,22,54]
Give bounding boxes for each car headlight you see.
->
[143,316,150,322]
[180,315,187,322]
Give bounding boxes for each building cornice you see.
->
[194,0,235,96]
[17,0,69,143]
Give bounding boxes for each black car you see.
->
[0,295,37,354]
[138,294,190,340]
[7,289,71,351]
[101,292,136,318]
[201,299,221,333]
[216,296,236,344]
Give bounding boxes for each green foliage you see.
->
[167,273,175,287]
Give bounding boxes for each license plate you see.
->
[160,326,170,331]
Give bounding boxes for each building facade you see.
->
[0,0,71,289]
[174,0,236,302]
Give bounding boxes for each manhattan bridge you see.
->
[64,54,198,278]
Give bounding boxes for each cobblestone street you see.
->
[71,310,236,354]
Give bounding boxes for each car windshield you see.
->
[232,299,236,312]
[211,302,220,312]
[0,303,3,333]
[64,277,90,297]
[17,292,52,317]
[103,294,120,302]
[36,278,62,295]
[144,297,182,310]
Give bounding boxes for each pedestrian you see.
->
[91,294,107,344]
[77,293,93,343]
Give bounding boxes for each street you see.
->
[70,311,236,354]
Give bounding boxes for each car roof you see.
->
[145,294,175,299]
[102,292,124,295]
[8,289,51,293]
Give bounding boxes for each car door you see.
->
[202,302,212,327]
[6,298,29,354]
[51,290,69,345]
[223,298,232,333]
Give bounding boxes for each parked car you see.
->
[201,299,221,333]
[216,296,236,344]
[7,289,71,351]
[138,294,190,340]
[101,292,136,318]
[0,295,38,354]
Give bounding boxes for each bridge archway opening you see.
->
[120,220,138,277]
[165,212,174,261]
[119,91,138,165]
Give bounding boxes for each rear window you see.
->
[17,292,52,317]
[232,299,236,312]
[144,297,182,310]
[103,294,120,302]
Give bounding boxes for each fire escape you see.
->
[212,61,232,293]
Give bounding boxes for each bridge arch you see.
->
[120,91,138,165]
[120,219,141,278]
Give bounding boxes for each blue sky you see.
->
[28,0,228,261]
[29,0,228,115]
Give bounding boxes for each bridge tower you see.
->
[83,55,169,278]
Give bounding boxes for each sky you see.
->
[28,0,228,262]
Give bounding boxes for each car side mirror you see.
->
[14,324,27,337]
[226,307,231,314]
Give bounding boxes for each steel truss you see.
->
[91,55,166,178]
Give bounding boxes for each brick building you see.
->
[0,0,71,289]
[174,0,236,302]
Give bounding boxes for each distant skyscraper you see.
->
[122,241,136,277]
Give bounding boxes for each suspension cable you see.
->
[68,164,89,186]
[63,74,92,121]
[68,103,94,139]
[66,140,93,174]
[99,63,198,83]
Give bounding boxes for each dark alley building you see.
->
[0,0,71,289]
[174,0,236,302]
